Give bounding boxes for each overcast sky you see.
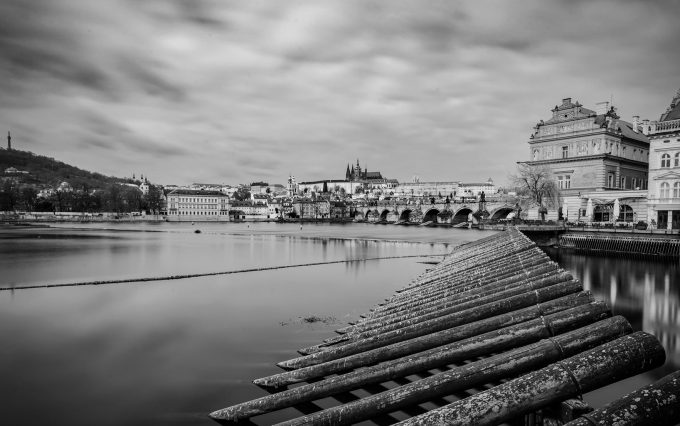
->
[2,0,679,186]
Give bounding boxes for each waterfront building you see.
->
[646,89,680,229]
[268,197,294,218]
[330,201,349,219]
[292,199,330,219]
[523,97,650,222]
[166,189,229,221]
[229,200,269,220]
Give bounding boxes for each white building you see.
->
[646,89,680,230]
[166,189,230,221]
[297,180,358,196]
[139,182,149,195]
[458,178,497,196]
[395,181,459,198]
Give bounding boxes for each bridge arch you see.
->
[380,209,390,222]
[453,207,473,225]
[423,208,439,223]
[490,207,514,220]
[399,209,412,222]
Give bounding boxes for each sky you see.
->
[2,0,679,187]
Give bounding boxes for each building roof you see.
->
[364,172,383,179]
[168,189,225,196]
[660,88,680,121]
[544,98,596,125]
[613,118,650,144]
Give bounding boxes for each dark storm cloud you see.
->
[0,1,114,95]
[1,0,679,185]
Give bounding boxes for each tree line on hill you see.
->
[0,178,164,214]
[0,149,162,214]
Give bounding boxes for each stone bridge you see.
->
[352,200,518,225]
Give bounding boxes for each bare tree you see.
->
[510,164,558,210]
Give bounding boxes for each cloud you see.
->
[1,0,679,186]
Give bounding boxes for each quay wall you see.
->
[513,225,680,259]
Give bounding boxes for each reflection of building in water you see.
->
[644,272,680,367]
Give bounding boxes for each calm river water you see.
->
[0,222,677,425]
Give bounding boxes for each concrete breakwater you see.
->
[208,228,679,425]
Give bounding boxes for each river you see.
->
[0,222,677,425]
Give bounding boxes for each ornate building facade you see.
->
[646,89,680,229]
[523,97,650,222]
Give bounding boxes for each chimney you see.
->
[642,119,650,135]
[562,97,572,106]
[632,116,639,133]
[595,101,610,115]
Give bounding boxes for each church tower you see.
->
[7,131,11,150]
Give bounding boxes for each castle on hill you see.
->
[345,159,383,182]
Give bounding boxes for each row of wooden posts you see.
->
[209,228,680,425]
[560,233,680,258]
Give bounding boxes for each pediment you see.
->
[654,171,680,180]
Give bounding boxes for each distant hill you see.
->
[0,148,131,189]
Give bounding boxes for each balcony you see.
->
[651,118,680,134]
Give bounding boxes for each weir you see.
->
[208,228,680,425]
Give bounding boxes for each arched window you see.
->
[618,204,634,222]
[660,182,670,198]
[661,153,671,168]
[674,182,680,198]
[675,152,680,167]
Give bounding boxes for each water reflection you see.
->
[645,271,680,367]
[0,223,470,426]
[544,248,680,370]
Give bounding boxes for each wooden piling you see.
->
[277,280,583,370]
[255,292,595,389]
[397,332,666,426]
[207,228,670,426]
[209,304,615,423]
[272,319,640,426]
[563,369,680,426]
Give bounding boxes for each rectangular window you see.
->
[557,176,564,189]
[564,175,571,189]
[562,146,569,158]
[632,178,637,189]
[608,174,614,188]
[621,176,626,189]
